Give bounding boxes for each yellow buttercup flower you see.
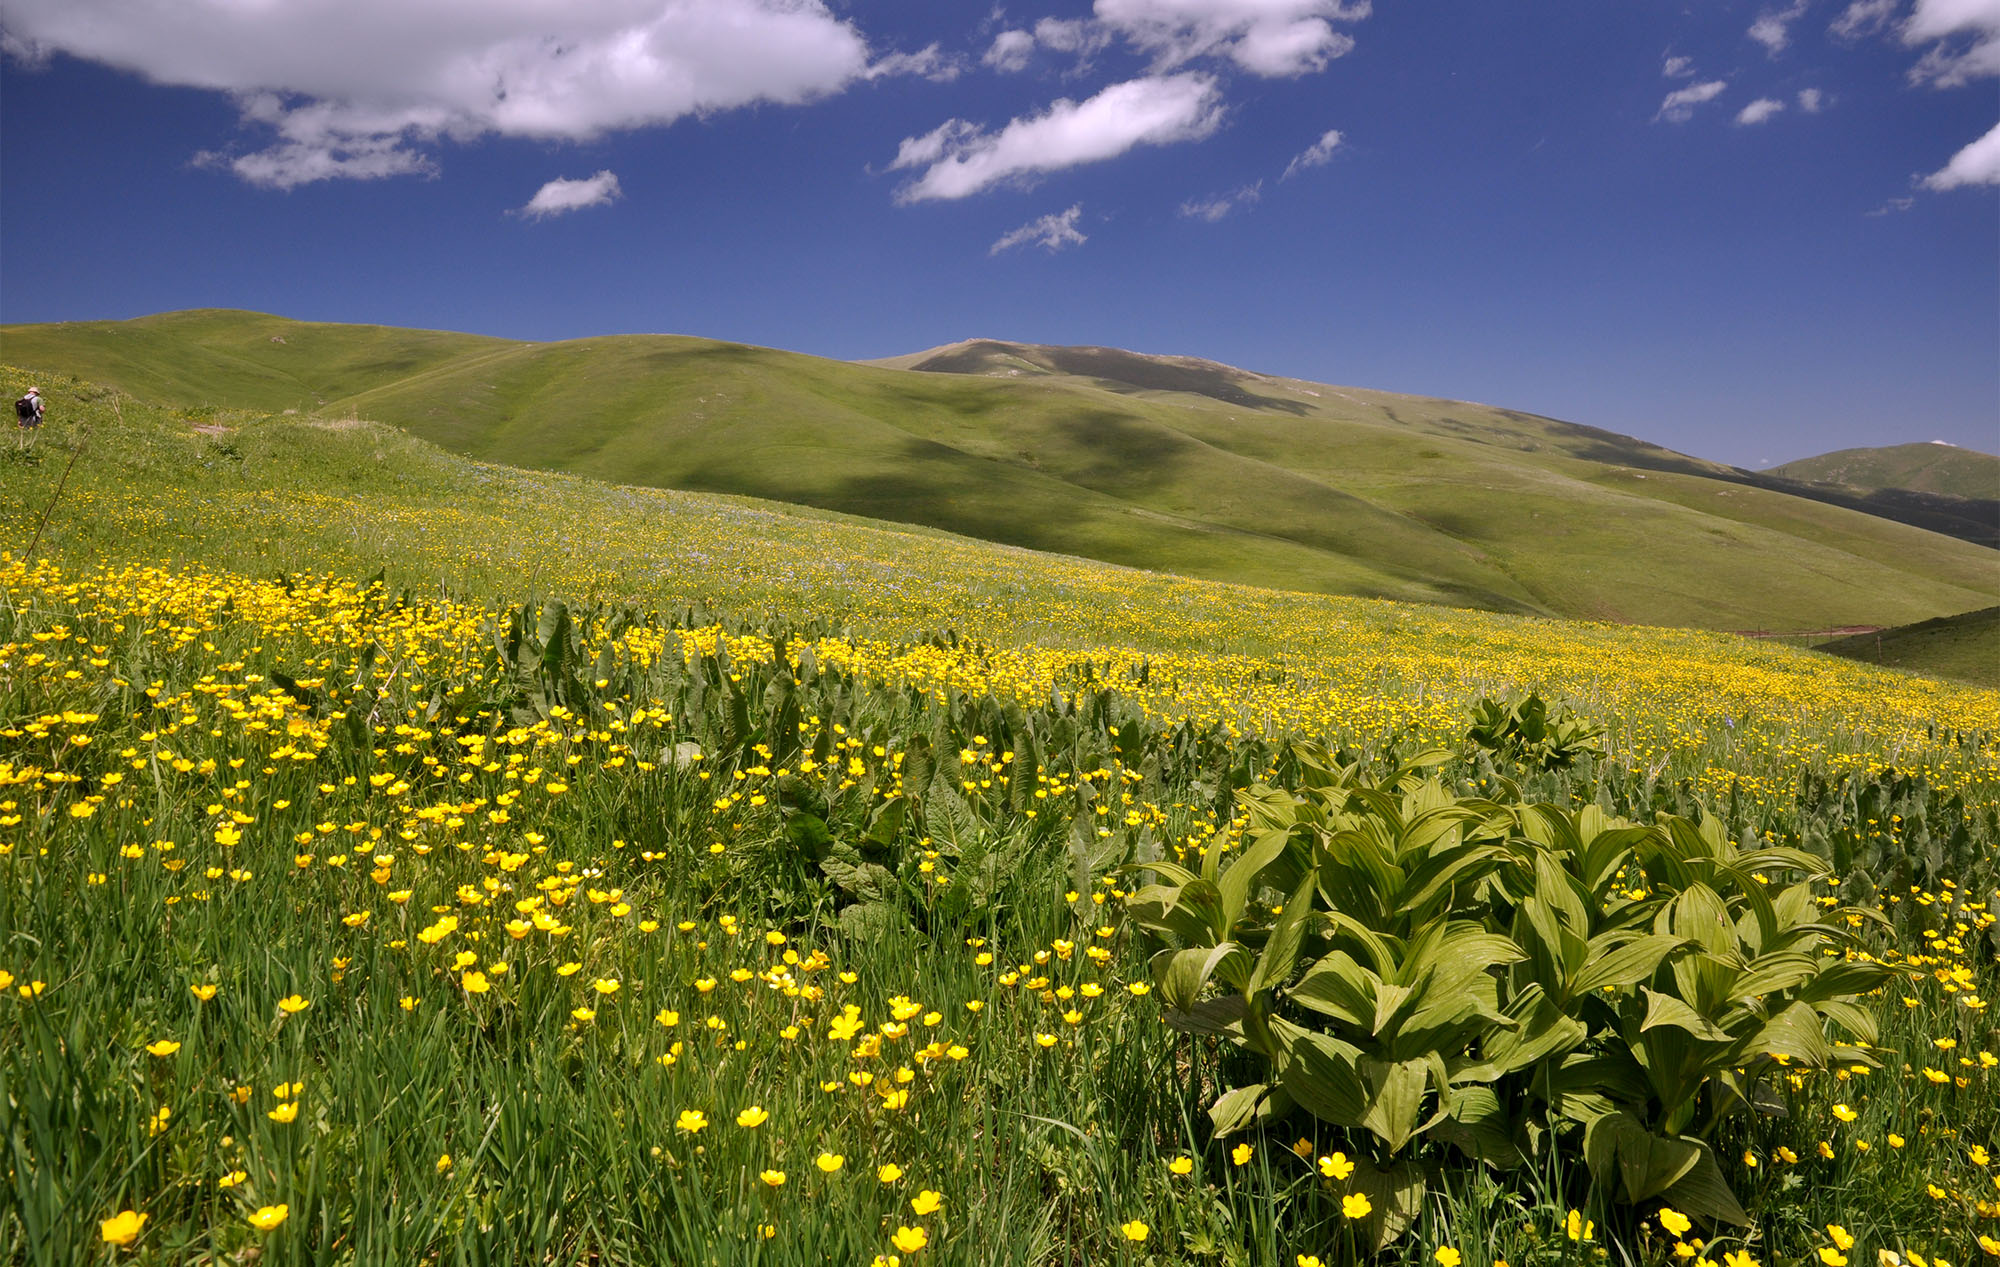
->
[736,1105,769,1128]
[1118,1221,1148,1243]
[189,984,218,1001]
[891,1225,929,1252]
[1231,1142,1254,1165]
[760,1169,786,1188]
[1658,1208,1691,1237]
[878,1163,905,1183]
[676,1109,708,1133]
[247,1205,289,1231]
[1317,1153,1354,1180]
[910,1190,943,1216]
[144,1040,181,1057]
[268,1101,299,1123]
[277,994,309,1013]
[1435,1250,1463,1267]
[1168,1155,1194,1175]
[100,1210,147,1246]
[1342,1193,1371,1219]
[816,1152,845,1173]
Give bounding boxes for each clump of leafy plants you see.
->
[1466,691,1603,771]
[1126,741,1893,1247]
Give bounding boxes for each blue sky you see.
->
[1,0,1994,468]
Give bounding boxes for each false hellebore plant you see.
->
[1125,744,1893,1247]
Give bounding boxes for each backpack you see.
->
[14,395,36,422]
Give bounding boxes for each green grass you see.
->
[1770,441,2000,501]
[1815,605,2000,687]
[2,364,1997,1266]
[5,312,1994,633]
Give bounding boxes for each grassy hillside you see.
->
[1771,441,2000,500]
[5,312,1995,633]
[4,364,1998,1265]
[1815,604,2000,686]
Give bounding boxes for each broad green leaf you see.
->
[1217,826,1294,931]
[1207,1083,1272,1137]
[1568,933,1690,1000]
[1656,1140,1751,1226]
[1583,1110,1703,1204]
[1151,943,1246,1014]
[1247,865,1319,999]
[1288,951,1377,1027]
[1356,1057,1431,1154]
[1640,988,1732,1044]
[1272,1019,1368,1128]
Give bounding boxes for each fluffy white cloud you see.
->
[1830,0,1898,39]
[1903,0,2000,85]
[1033,16,1116,59]
[1179,181,1260,221]
[1798,86,1826,110]
[1736,97,1788,124]
[0,0,916,188]
[1923,118,2000,187]
[1749,0,1811,53]
[891,72,1225,201]
[1662,53,1697,78]
[520,170,622,219]
[1095,0,1368,77]
[990,203,1087,253]
[1281,127,1343,178]
[985,29,1037,72]
[1655,80,1728,122]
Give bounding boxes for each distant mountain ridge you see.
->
[1770,441,1998,499]
[2,309,1994,634]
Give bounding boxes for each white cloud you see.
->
[1655,80,1728,122]
[0,0,923,188]
[519,170,622,219]
[1830,0,1898,39]
[1903,0,2000,85]
[1033,16,1115,58]
[1662,53,1697,78]
[1179,181,1260,221]
[1095,0,1369,77]
[1749,0,1812,54]
[984,28,1037,72]
[990,203,1087,253]
[867,44,963,83]
[1923,117,2000,187]
[891,72,1226,201]
[1736,97,1788,124]
[1798,86,1826,110]
[1281,127,1343,178]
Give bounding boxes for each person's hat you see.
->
[25,387,37,395]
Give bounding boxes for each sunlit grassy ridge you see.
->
[5,311,1995,630]
[1816,606,2000,688]
[3,368,1999,1266]
[4,368,1995,809]
[1770,442,2000,503]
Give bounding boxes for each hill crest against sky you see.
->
[2,308,1995,635]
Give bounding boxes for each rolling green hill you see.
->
[1771,441,2000,501]
[1815,606,2000,688]
[4,309,1996,632]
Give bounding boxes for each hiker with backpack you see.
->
[16,387,45,429]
